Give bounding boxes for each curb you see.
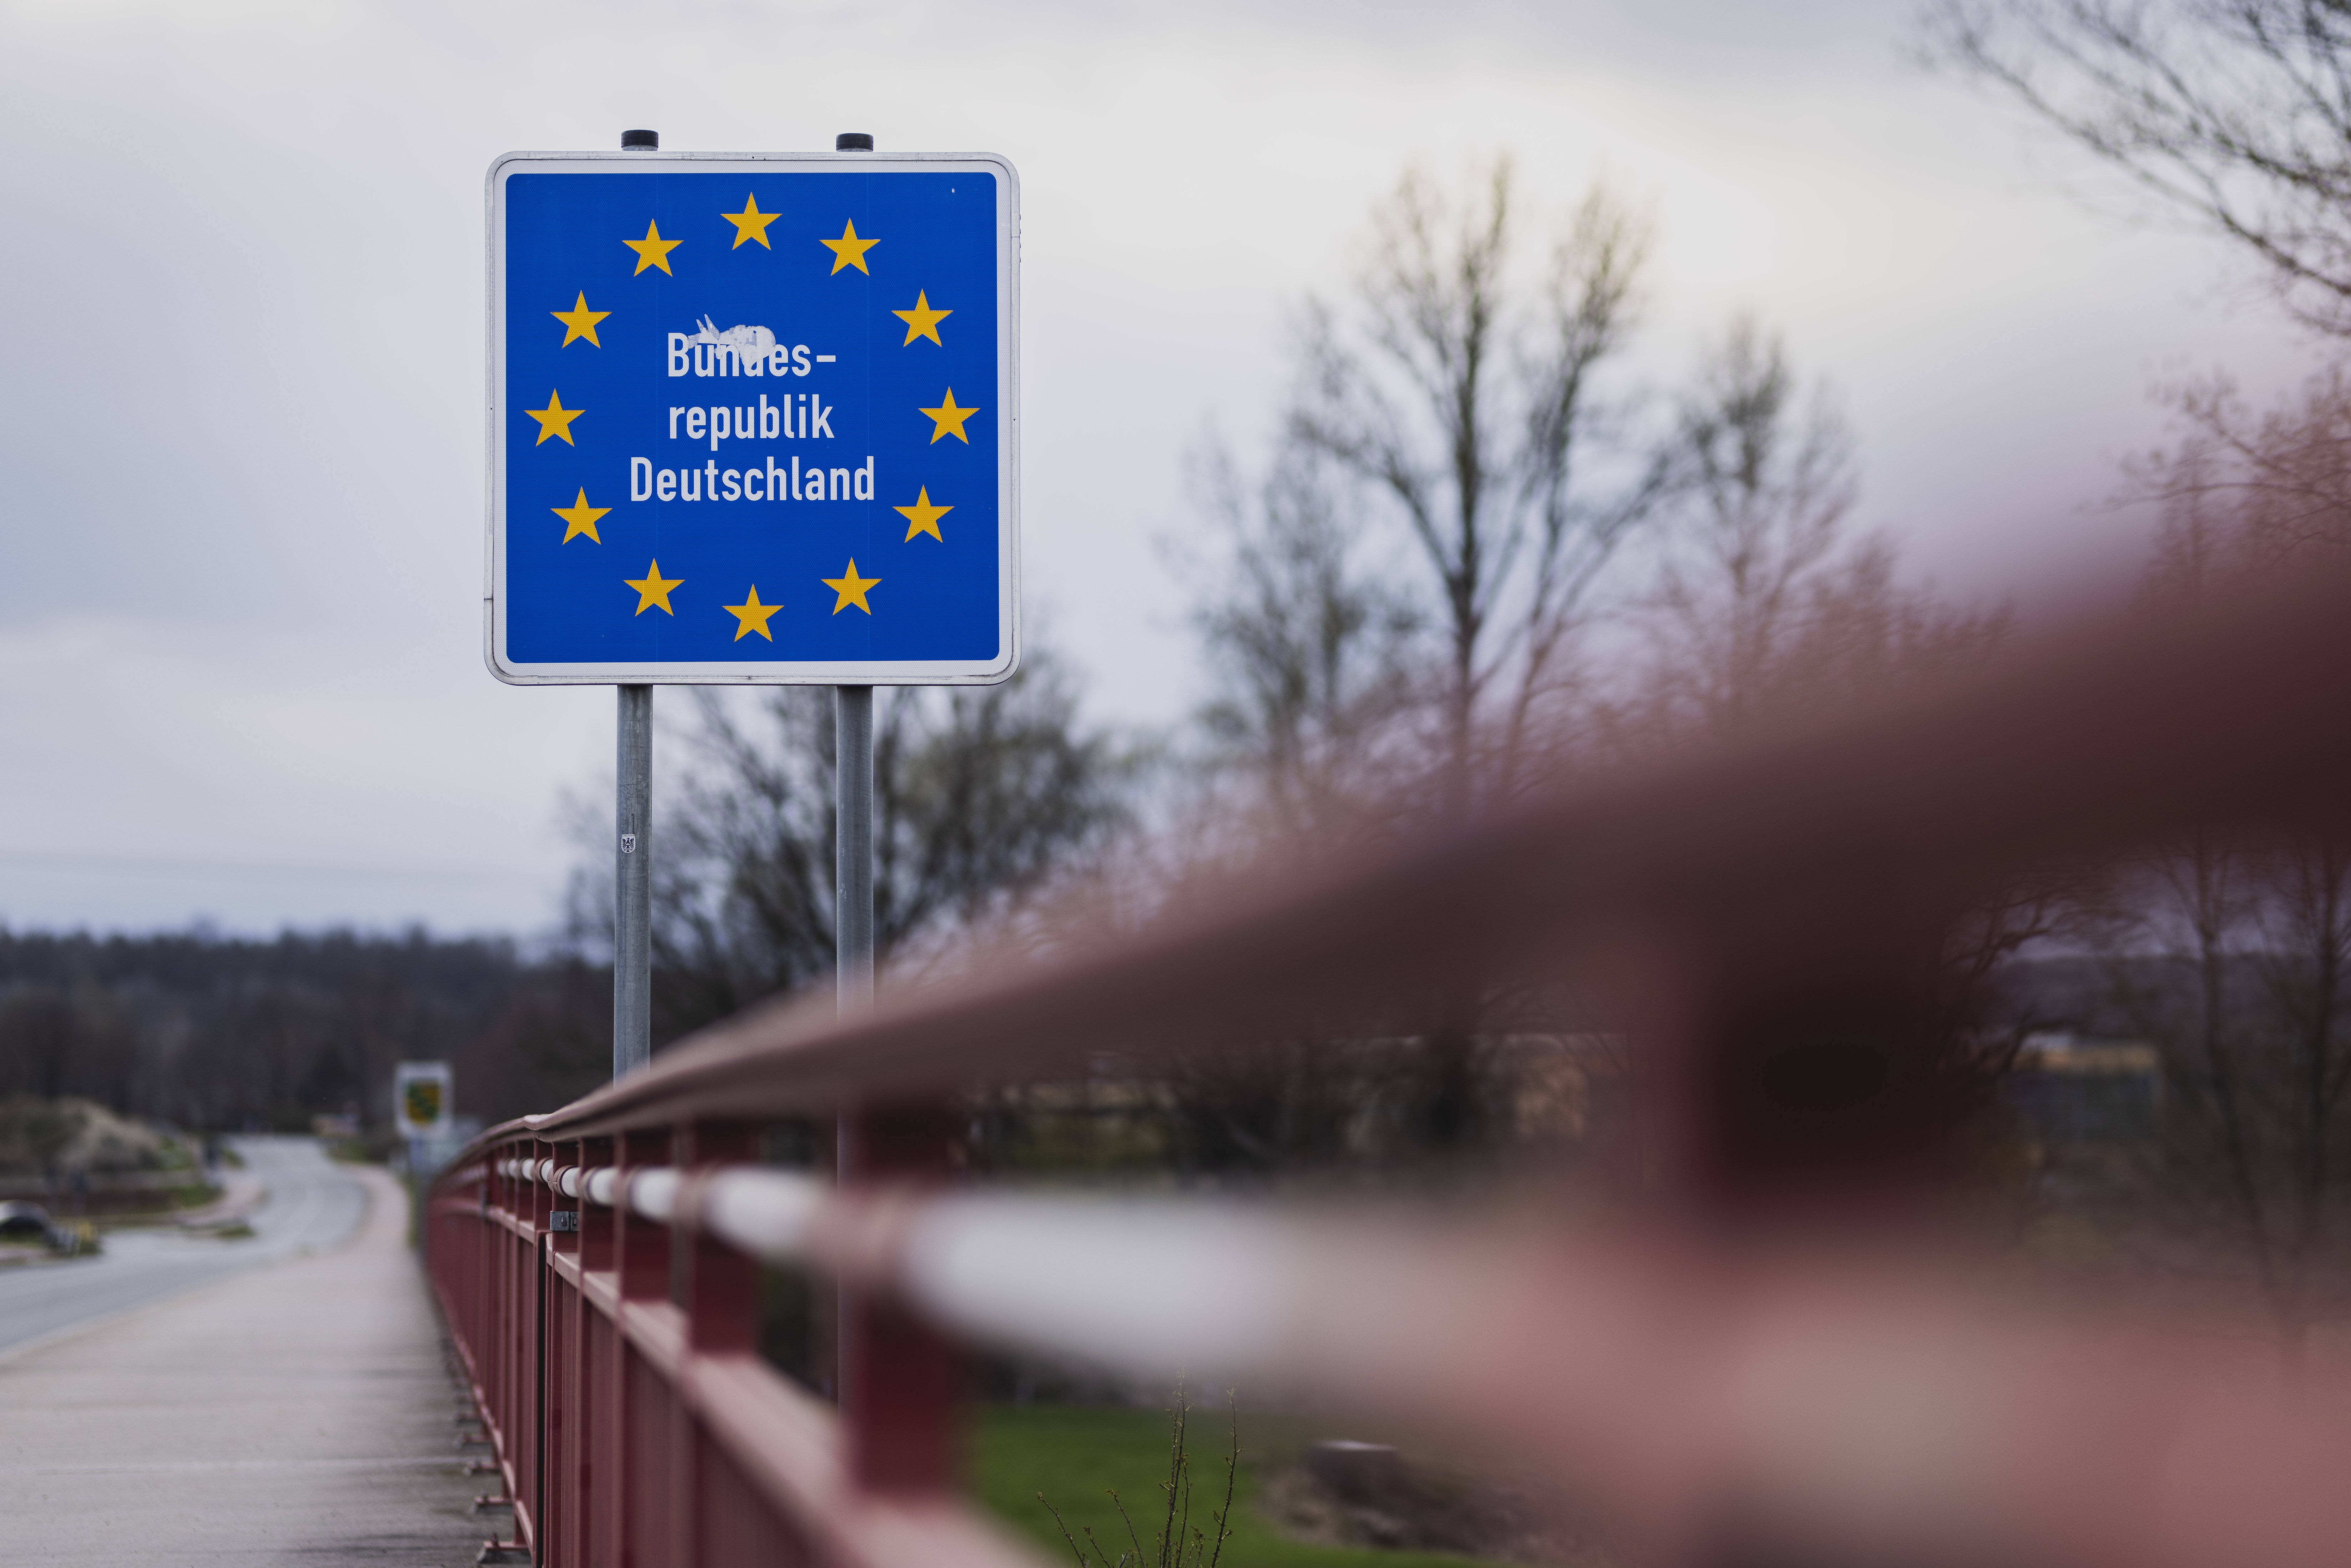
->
[174,1173,266,1232]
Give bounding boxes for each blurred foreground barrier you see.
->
[428,568,2351,1568]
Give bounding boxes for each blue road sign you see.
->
[485,152,1019,684]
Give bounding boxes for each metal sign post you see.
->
[834,683,875,1012]
[482,129,1019,1080]
[615,680,652,1075]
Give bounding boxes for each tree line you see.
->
[0,928,608,1135]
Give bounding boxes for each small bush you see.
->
[1039,1387,1236,1568]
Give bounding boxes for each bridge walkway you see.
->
[0,1158,487,1566]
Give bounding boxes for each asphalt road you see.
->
[0,1159,484,1565]
[0,1137,369,1356]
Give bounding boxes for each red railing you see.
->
[427,566,2351,1568]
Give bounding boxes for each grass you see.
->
[968,1406,1489,1568]
[166,1180,221,1209]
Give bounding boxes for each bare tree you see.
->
[2054,371,2351,1373]
[1644,317,1861,734]
[1922,0,2351,335]
[2252,836,2351,1369]
[2127,364,2351,593]
[569,652,1136,1044]
[1177,435,1423,823]
[1639,317,2010,739]
[2085,833,2351,1375]
[0,988,80,1101]
[1258,159,1670,1154]
[1285,159,1669,806]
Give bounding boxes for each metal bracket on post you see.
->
[615,684,652,1079]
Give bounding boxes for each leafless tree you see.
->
[1174,160,1673,1158]
[2083,833,2351,1374]
[1269,151,1672,1152]
[1922,0,2351,335]
[1643,317,1862,734]
[1193,172,2017,1159]
[0,988,80,1101]
[2052,370,2351,1372]
[2250,837,2351,1368]
[2127,363,2351,593]
[1635,317,2011,742]
[1283,159,1670,807]
[570,652,1136,1044]
[1178,437,1423,824]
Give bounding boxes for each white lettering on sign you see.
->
[666,331,822,379]
[629,455,874,503]
[666,395,828,447]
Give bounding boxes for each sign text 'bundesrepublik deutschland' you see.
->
[485,152,1019,685]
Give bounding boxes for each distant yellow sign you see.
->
[393,1061,453,1137]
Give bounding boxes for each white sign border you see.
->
[392,1060,455,1137]
[483,150,1021,686]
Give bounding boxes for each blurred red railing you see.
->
[427,567,2351,1568]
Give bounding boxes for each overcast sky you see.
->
[0,0,2318,938]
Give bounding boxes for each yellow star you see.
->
[624,560,683,615]
[917,388,978,445]
[892,290,952,346]
[623,219,682,276]
[551,291,609,347]
[553,488,610,543]
[893,486,951,542]
[819,218,879,275]
[723,585,783,641]
[720,193,781,250]
[524,390,584,446]
[822,559,880,614]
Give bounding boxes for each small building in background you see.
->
[2003,1032,2160,1147]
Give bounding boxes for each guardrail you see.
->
[427,567,2351,1568]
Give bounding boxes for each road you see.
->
[0,1136,369,1355]
[0,1155,485,1564]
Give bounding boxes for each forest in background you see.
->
[0,927,607,1135]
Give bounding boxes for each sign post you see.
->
[615,680,652,1075]
[835,683,875,1012]
[485,131,1020,1078]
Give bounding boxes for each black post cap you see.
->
[620,129,659,150]
[836,132,874,151]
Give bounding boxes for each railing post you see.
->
[678,1123,761,1351]
[502,1142,525,1514]
[838,1101,962,1492]
[545,1141,581,1568]
[667,1122,761,1568]
[579,1136,614,1274]
[611,1128,667,1565]
[571,1135,611,1567]
[528,1138,552,1562]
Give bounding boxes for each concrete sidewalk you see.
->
[0,1166,488,1565]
